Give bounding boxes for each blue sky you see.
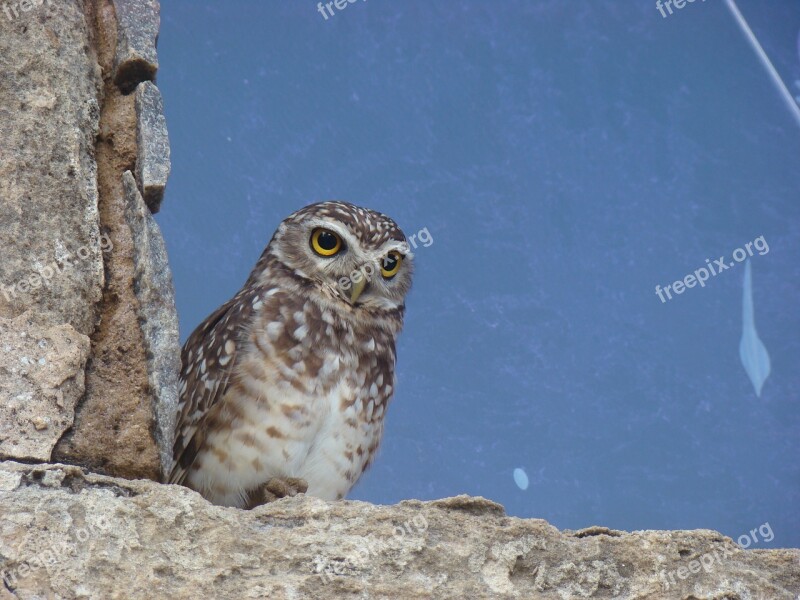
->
[156,1,800,546]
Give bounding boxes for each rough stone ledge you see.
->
[0,462,797,600]
[0,314,90,463]
[112,0,161,94]
[123,170,180,478]
[134,82,171,213]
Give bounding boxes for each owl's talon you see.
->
[266,476,308,498]
[285,477,309,494]
[249,477,309,508]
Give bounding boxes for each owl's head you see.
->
[264,201,414,312]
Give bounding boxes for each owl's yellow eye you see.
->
[311,228,343,257]
[381,251,402,278]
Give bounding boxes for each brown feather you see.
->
[168,286,262,484]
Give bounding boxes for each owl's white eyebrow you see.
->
[308,220,355,245]
[306,219,410,257]
[384,240,413,257]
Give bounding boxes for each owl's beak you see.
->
[350,277,367,304]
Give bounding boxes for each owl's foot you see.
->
[248,477,309,508]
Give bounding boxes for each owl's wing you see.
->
[167,286,262,485]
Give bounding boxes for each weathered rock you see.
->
[51,1,162,481]
[134,81,171,212]
[0,461,797,600]
[0,315,90,462]
[112,0,160,94]
[0,0,163,478]
[123,171,180,478]
[0,0,104,338]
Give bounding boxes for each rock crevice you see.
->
[1,0,177,480]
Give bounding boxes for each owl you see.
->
[167,201,413,509]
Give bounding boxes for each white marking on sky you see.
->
[739,260,771,397]
[513,467,529,491]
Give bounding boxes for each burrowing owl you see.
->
[168,201,413,508]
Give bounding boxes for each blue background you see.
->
[156,1,800,547]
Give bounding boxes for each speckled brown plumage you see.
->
[168,201,413,508]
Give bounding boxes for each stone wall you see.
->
[0,0,177,480]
